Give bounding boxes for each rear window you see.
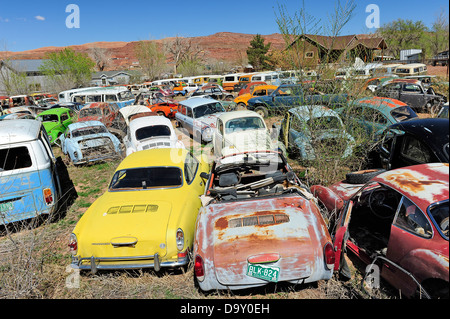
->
[109,167,182,190]
[135,125,171,140]
[0,146,32,171]
[391,106,418,122]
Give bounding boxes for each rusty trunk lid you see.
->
[211,196,322,286]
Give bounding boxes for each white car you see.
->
[213,110,285,157]
[119,105,153,126]
[123,114,185,156]
[175,97,226,144]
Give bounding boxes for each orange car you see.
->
[238,81,267,96]
[234,84,278,108]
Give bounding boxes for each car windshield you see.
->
[193,102,225,118]
[79,108,102,117]
[429,201,449,239]
[71,125,108,138]
[225,117,265,134]
[40,114,59,122]
[118,91,134,101]
[135,125,171,140]
[307,116,342,130]
[391,106,417,122]
[109,167,182,190]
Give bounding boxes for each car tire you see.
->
[345,169,385,184]
[236,102,247,110]
[254,106,269,118]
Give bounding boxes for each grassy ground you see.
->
[0,116,399,300]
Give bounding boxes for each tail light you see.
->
[68,233,78,255]
[324,242,335,270]
[43,188,53,205]
[194,255,205,281]
[176,228,184,251]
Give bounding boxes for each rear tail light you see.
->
[194,255,205,281]
[43,188,53,205]
[68,233,78,255]
[324,242,335,270]
[176,228,184,251]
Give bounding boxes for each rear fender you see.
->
[310,185,344,213]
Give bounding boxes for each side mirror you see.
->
[200,172,210,180]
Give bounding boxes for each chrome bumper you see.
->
[71,253,188,274]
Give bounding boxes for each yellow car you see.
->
[233,85,277,109]
[69,148,210,273]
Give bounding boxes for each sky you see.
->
[0,0,448,52]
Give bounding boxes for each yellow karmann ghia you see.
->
[69,148,209,273]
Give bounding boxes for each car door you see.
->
[399,84,425,111]
[332,200,354,271]
[185,107,194,135]
[214,119,224,155]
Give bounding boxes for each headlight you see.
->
[68,233,78,255]
[201,127,213,140]
[176,228,184,251]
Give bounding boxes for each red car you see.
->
[311,163,449,298]
[147,100,179,118]
[237,81,267,96]
[77,102,126,139]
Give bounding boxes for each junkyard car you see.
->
[175,97,226,144]
[123,114,185,156]
[212,110,284,157]
[373,118,449,170]
[188,85,234,101]
[438,102,448,119]
[0,120,61,225]
[375,79,446,114]
[77,102,126,140]
[336,97,418,140]
[58,121,123,165]
[237,81,267,96]
[234,85,277,109]
[119,105,153,126]
[277,105,355,161]
[193,150,335,291]
[69,148,209,272]
[311,163,449,298]
[37,107,76,144]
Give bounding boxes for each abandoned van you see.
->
[394,63,428,76]
[0,119,61,225]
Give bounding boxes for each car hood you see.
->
[195,113,224,128]
[221,130,273,156]
[42,121,60,132]
[205,196,330,286]
[74,189,184,258]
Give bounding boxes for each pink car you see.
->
[311,163,449,298]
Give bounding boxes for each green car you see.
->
[38,107,75,144]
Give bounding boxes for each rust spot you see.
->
[215,217,228,230]
[384,172,446,193]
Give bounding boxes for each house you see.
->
[286,33,388,67]
[400,49,422,63]
[90,70,144,86]
[0,59,51,95]
[431,50,449,66]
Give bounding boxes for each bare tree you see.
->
[163,36,204,74]
[134,40,167,81]
[89,47,112,71]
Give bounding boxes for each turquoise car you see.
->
[38,107,75,144]
[335,97,418,139]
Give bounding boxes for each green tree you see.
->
[246,34,271,71]
[135,40,167,81]
[377,19,428,58]
[39,48,95,91]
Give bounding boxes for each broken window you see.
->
[0,146,33,171]
[394,197,432,238]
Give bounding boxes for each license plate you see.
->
[247,263,280,282]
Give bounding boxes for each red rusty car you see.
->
[193,150,335,291]
[311,163,449,298]
[77,102,126,139]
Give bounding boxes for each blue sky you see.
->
[0,0,448,52]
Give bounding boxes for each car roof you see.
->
[218,110,263,123]
[389,118,449,152]
[129,114,173,130]
[115,148,189,171]
[38,107,71,115]
[0,119,41,145]
[373,163,449,211]
[354,97,408,110]
[179,97,219,108]
[68,120,105,130]
[289,105,340,119]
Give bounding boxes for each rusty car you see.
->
[193,150,335,291]
[77,102,126,140]
[58,120,123,165]
[311,163,449,298]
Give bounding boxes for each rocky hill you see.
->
[1,32,287,70]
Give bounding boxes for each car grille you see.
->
[107,205,159,214]
[142,141,171,150]
[228,214,290,228]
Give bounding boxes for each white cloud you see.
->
[35,15,45,21]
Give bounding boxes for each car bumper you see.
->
[71,253,189,272]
